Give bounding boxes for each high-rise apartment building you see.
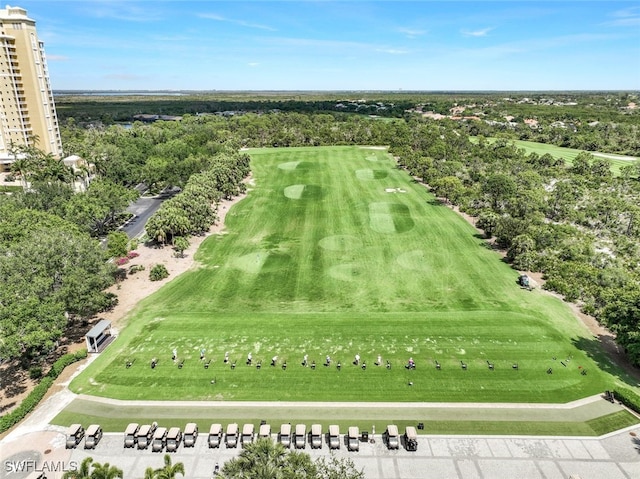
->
[0,5,62,171]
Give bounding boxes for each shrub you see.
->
[128,264,145,275]
[73,349,88,360]
[149,264,169,282]
[115,257,129,266]
[107,231,129,259]
[127,251,140,259]
[48,350,87,378]
[28,366,43,379]
[613,388,640,414]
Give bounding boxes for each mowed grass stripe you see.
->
[71,146,615,402]
[52,398,636,436]
[86,312,602,402]
[470,137,638,176]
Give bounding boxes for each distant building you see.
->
[524,118,539,129]
[0,5,62,171]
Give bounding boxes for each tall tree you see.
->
[0,225,115,359]
[482,173,516,211]
[431,176,464,205]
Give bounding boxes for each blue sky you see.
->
[20,0,640,91]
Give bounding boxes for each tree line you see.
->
[2,102,638,370]
[389,120,640,365]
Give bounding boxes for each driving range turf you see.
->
[71,146,625,404]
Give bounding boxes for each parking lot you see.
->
[3,425,640,479]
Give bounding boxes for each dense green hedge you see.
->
[613,388,640,414]
[0,349,87,433]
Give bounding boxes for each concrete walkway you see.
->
[54,393,622,429]
[2,425,640,479]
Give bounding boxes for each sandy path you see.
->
[101,190,247,331]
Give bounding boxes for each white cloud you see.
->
[376,48,408,55]
[398,27,427,38]
[461,27,493,37]
[455,32,627,60]
[248,62,260,67]
[604,6,640,27]
[198,13,276,31]
[79,1,164,23]
[263,36,405,55]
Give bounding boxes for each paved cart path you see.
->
[56,392,622,425]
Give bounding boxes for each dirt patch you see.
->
[0,189,248,415]
[100,190,247,332]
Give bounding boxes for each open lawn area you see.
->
[52,396,636,436]
[471,137,638,176]
[71,146,623,403]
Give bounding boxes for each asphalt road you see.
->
[120,189,178,239]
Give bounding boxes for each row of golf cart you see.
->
[208,423,327,449]
[210,423,418,452]
[65,424,103,450]
[67,421,418,453]
[122,422,199,452]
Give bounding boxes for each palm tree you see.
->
[218,438,362,478]
[9,157,30,189]
[220,438,289,479]
[34,155,74,184]
[154,454,185,479]
[90,462,123,479]
[143,467,156,479]
[283,451,317,477]
[62,457,93,479]
[76,161,95,191]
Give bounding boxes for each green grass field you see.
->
[52,397,636,436]
[472,137,638,176]
[71,146,620,403]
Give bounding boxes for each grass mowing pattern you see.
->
[472,137,638,176]
[72,146,612,402]
[52,401,637,436]
[510,139,636,176]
